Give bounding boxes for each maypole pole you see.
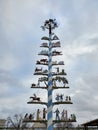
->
[47,20,53,130]
[41,19,58,130]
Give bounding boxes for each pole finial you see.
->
[41,19,58,32]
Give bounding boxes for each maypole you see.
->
[23,19,77,130]
[42,19,58,130]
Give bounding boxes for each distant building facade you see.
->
[0,119,6,127]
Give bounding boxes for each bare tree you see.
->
[7,114,29,130]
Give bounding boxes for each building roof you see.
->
[0,119,6,127]
[32,123,46,128]
[82,118,98,126]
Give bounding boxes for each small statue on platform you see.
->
[43,69,48,73]
[60,94,64,102]
[65,96,68,102]
[70,114,76,121]
[55,94,59,102]
[35,67,42,72]
[37,80,40,87]
[62,69,66,75]
[55,94,64,102]
[24,113,28,119]
[40,59,48,64]
[33,93,37,98]
[36,109,41,120]
[69,96,71,102]
[61,110,67,120]
[56,67,59,73]
[52,61,57,65]
[65,96,71,102]
[58,61,64,65]
[30,93,41,102]
[31,83,36,87]
[54,108,60,120]
[29,113,35,120]
[43,108,47,120]
[52,80,56,87]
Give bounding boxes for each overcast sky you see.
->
[0,0,98,125]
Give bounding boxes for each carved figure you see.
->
[41,43,48,47]
[52,80,56,87]
[55,94,59,102]
[61,69,66,75]
[52,35,59,40]
[43,69,48,73]
[29,113,35,120]
[43,108,47,120]
[65,96,71,102]
[62,77,68,84]
[24,113,28,119]
[37,81,40,87]
[65,96,68,102]
[52,50,62,55]
[58,61,64,65]
[41,36,49,40]
[30,94,40,102]
[31,83,36,87]
[54,76,68,85]
[40,59,48,64]
[52,41,60,47]
[36,109,41,120]
[39,50,48,55]
[38,77,48,82]
[36,60,41,64]
[70,114,76,121]
[55,67,59,73]
[54,108,60,120]
[35,67,42,72]
[61,110,67,120]
[69,96,71,102]
[52,61,57,65]
[38,78,48,87]
[60,94,64,102]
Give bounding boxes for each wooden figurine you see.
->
[52,61,57,65]
[30,94,41,102]
[61,110,67,120]
[35,67,42,72]
[52,80,56,87]
[69,96,71,102]
[65,96,68,102]
[29,113,34,120]
[54,108,60,120]
[43,69,48,73]
[56,67,59,73]
[31,83,36,87]
[52,41,60,47]
[43,108,47,120]
[41,43,48,47]
[60,94,64,102]
[58,61,64,65]
[70,114,76,121]
[36,109,41,120]
[55,94,59,102]
[52,35,59,40]
[24,113,28,119]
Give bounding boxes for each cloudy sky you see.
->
[0,0,98,125]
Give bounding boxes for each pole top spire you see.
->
[41,19,58,32]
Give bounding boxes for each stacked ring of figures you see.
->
[24,109,76,122]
